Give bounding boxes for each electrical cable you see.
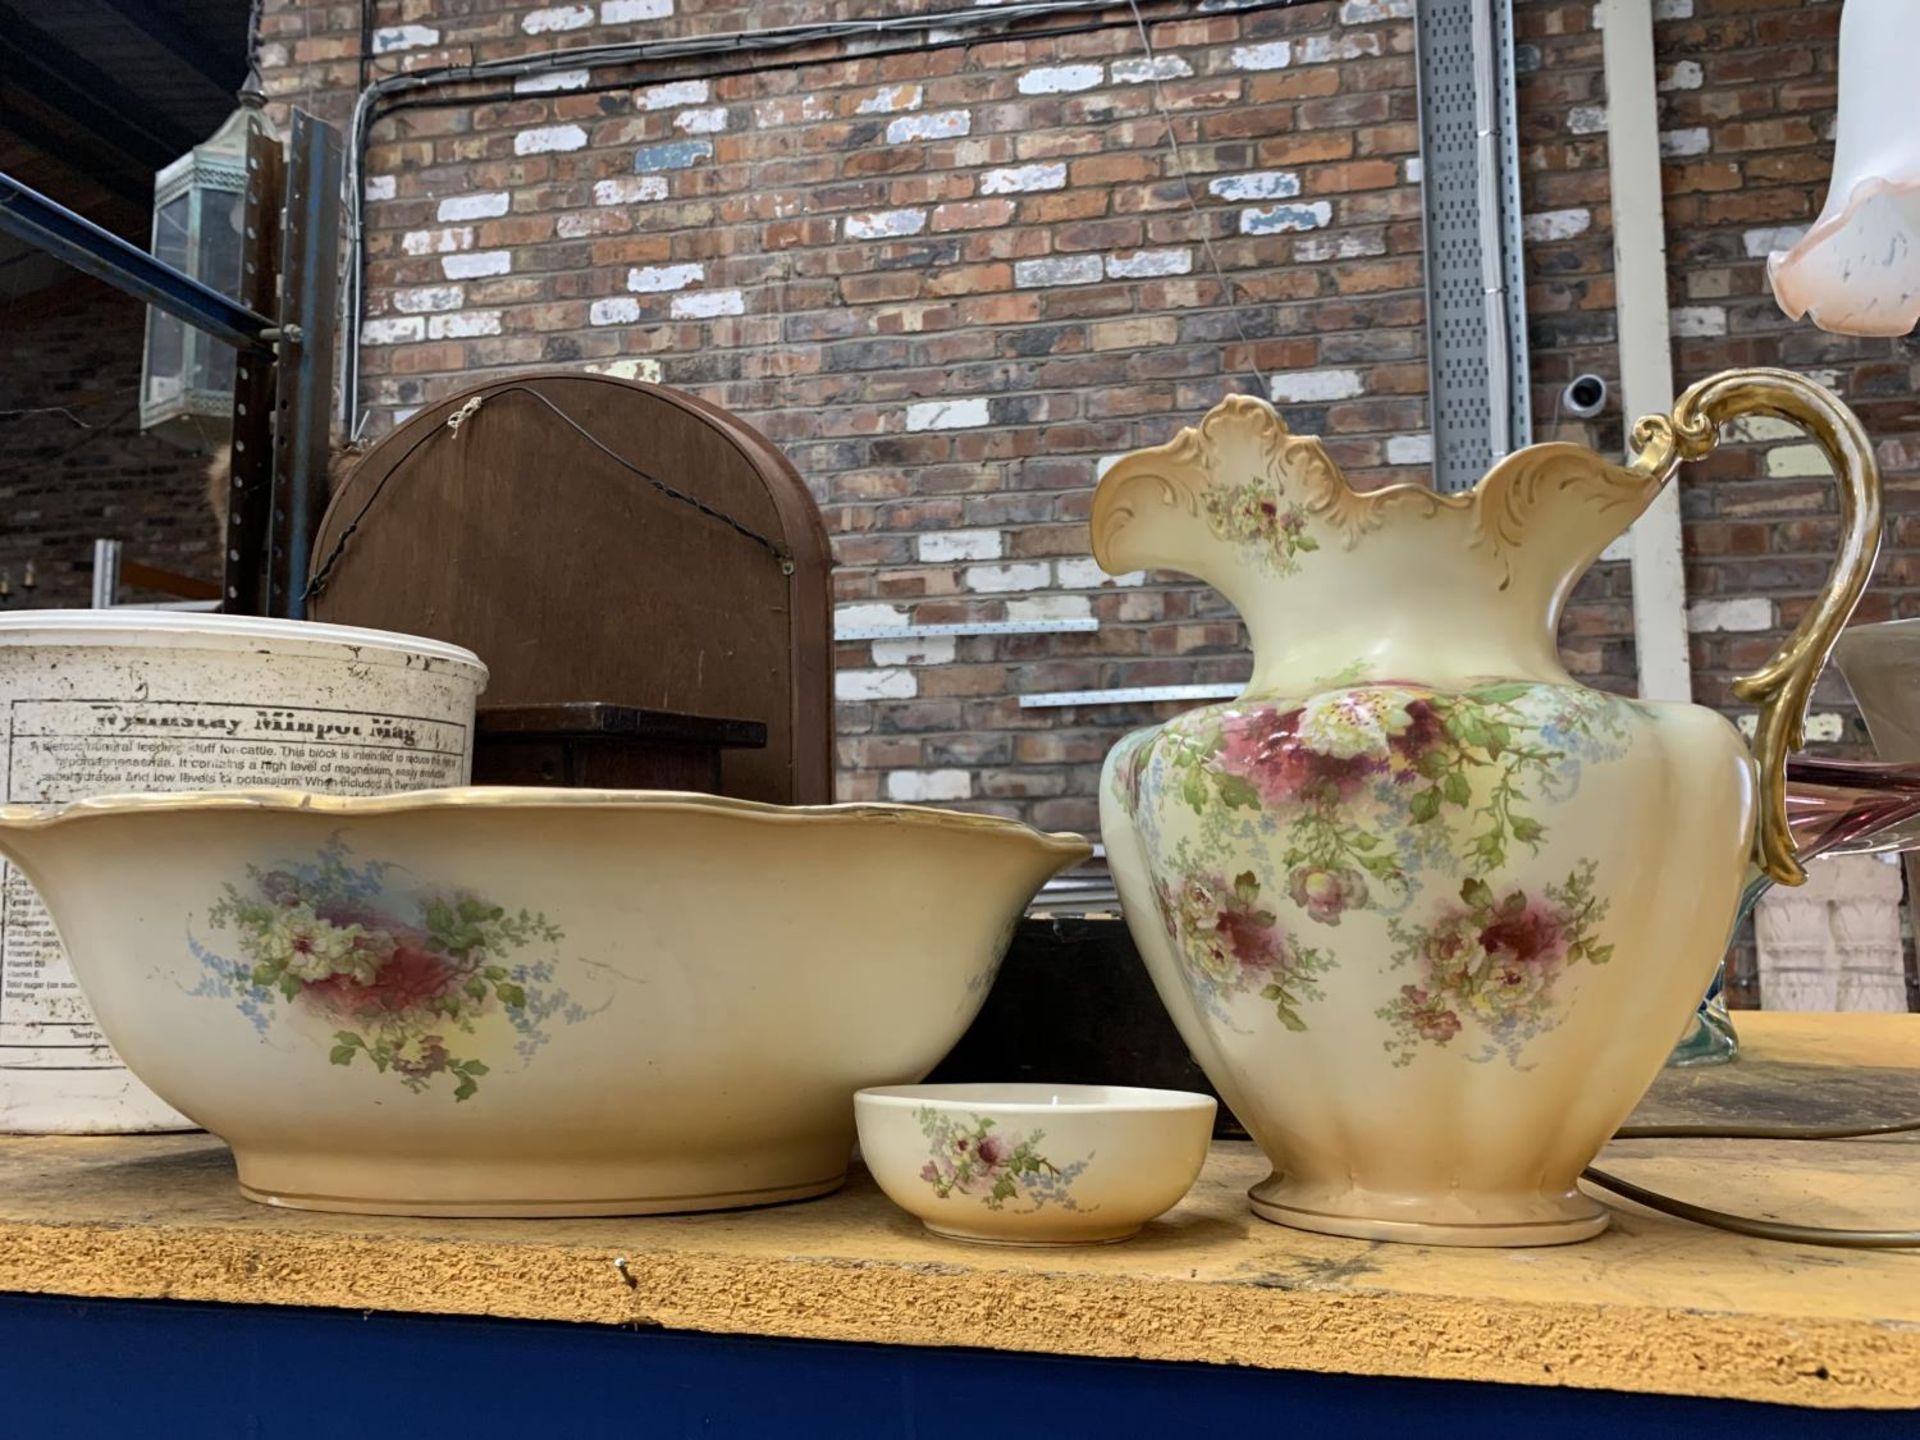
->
[1583,1114,1920,1251]
[1123,0,1270,396]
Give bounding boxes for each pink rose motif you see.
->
[1218,706,1377,806]
[975,1132,1009,1168]
[1288,865,1368,926]
[1398,986,1462,1043]
[1479,906,1565,970]
[1214,874,1288,974]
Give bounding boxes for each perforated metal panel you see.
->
[1416,0,1532,493]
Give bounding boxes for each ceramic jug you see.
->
[1093,369,1881,1246]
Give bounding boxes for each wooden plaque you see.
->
[307,373,831,804]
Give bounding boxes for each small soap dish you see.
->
[854,1083,1215,1246]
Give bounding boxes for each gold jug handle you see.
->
[1627,367,1883,886]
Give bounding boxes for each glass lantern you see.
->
[140,108,253,452]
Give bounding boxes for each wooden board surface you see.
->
[0,1013,1914,1409]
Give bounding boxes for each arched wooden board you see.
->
[307,373,831,805]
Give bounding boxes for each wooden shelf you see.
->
[0,1013,1914,1410]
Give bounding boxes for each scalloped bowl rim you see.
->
[0,785,1092,854]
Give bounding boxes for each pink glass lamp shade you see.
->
[1768,0,1920,337]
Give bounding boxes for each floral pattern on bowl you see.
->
[189,840,587,1101]
[916,1106,1092,1212]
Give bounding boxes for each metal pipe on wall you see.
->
[1601,0,1693,703]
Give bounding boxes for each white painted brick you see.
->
[886,769,971,802]
[1655,0,1693,17]
[1008,594,1093,622]
[671,290,745,319]
[1659,59,1703,91]
[400,227,473,255]
[1056,558,1144,588]
[872,635,957,666]
[835,603,909,633]
[1721,416,1801,444]
[1230,41,1292,70]
[845,209,928,240]
[837,669,918,701]
[428,311,502,339]
[1767,443,1832,478]
[1340,0,1414,19]
[360,316,424,345]
[1567,106,1608,135]
[1106,249,1192,279]
[522,5,593,33]
[887,110,972,143]
[1240,202,1332,235]
[589,297,641,326]
[754,95,830,126]
[1522,207,1591,242]
[1660,127,1710,158]
[1745,225,1808,258]
[1687,597,1771,633]
[602,0,672,18]
[582,357,664,382]
[594,175,669,205]
[393,285,464,314]
[675,107,728,134]
[1018,64,1103,95]
[906,398,990,432]
[1803,712,1844,744]
[1386,434,1433,465]
[1295,232,1387,262]
[1014,254,1104,288]
[855,84,922,114]
[436,192,509,223]
[1298,33,1381,63]
[1207,171,1300,201]
[1404,157,1423,184]
[363,175,397,202]
[627,262,705,293]
[1670,306,1727,337]
[515,124,588,154]
[515,69,591,94]
[1111,55,1193,84]
[964,562,1052,594]
[980,162,1066,195]
[373,24,438,52]
[1095,454,1127,478]
[1270,369,1364,403]
[640,80,708,110]
[917,529,1004,562]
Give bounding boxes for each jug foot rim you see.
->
[1248,1189,1609,1248]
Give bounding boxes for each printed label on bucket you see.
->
[0,696,470,1111]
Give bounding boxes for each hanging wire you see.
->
[305,384,794,602]
[1124,0,1271,396]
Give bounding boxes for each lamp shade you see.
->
[1768,0,1920,337]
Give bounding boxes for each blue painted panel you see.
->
[0,1294,1909,1439]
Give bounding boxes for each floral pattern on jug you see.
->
[916,1107,1091,1212]
[1377,863,1612,1065]
[1091,376,1881,1245]
[189,840,586,1101]
[1117,677,1632,1051]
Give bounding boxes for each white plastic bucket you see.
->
[0,612,488,1133]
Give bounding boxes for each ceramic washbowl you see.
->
[0,788,1089,1216]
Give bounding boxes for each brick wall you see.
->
[0,277,219,608]
[244,0,1911,837]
